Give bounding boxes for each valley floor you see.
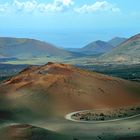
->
[0,111,140,140]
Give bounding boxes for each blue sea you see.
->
[0,28,137,48]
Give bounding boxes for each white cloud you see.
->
[38,0,74,13]
[0,3,9,13]
[74,1,120,13]
[13,0,38,12]
[0,0,74,14]
[0,6,5,13]
[54,0,74,6]
[0,0,120,15]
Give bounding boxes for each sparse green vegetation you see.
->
[78,64,140,82]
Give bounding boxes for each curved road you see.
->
[65,110,140,123]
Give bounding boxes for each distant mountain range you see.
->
[100,33,140,63]
[108,37,127,47]
[0,37,70,59]
[67,37,127,55]
[80,40,115,54]
[0,34,139,64]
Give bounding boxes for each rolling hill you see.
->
[0,37,70,59]
[100,33,140,63]
[80,40,115,55]
[108,37,127,47]
[0,62,140,119]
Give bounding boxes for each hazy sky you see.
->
[0,0,140,48]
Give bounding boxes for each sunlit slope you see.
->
[108,37,127,47]
[81,40,114,54]
[100,33,140,63]
[0,62,140,118]
[0,37,70,59]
